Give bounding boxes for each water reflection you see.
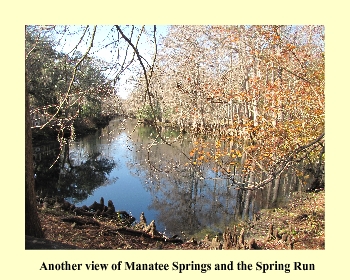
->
[33,118,311,237]
[34,142,116,202]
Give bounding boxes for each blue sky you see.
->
[52,25,170,98]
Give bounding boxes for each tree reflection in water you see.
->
[34,141,116,203]
[125,120,311,237]
[33,118,315,238]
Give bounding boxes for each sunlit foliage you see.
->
[127,25,325,189]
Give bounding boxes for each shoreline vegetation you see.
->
[26,190,324,250]
[26,25,325,247]
[32,115,114,143]
[29,116,325,250]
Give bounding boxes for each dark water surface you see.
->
[34,118,307,237]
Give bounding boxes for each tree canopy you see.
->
[126,25,325,190]
[26,24,325,186]
[25,25,325,237]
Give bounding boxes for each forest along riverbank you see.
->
[30,190,324,249]
[27,25,324,249]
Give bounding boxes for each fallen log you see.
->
[61,216,100,227]
[109,227,183,244]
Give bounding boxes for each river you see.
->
[33,117,309,238]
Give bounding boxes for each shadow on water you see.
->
[33,141,116,202]
[33,117,318,237]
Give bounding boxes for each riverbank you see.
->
[73,115,114,136]
[31,115,115,144]
[27,190,324,250]
[242,190,325,250]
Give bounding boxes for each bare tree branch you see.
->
[42,25,97,128]
[233,132,325,190]
[115,25,154,104]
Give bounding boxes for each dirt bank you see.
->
[27,191,324,250]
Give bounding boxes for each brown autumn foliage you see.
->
[26,25,325,245]
[127,25,324,190]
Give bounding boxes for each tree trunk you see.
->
[25,74,44,238]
